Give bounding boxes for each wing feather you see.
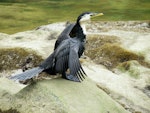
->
[54,38,86,81]
[54,24,75,50]
[69,47,86,81]
[73,61,83,81]
[55,42,70,73]
[80,66,87,76]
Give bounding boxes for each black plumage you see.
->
[54,23,75,50]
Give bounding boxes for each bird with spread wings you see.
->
[10,12,103,82]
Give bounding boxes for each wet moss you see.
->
[0,48,43,72]
[85,35,145,69]
[0,108,20,113]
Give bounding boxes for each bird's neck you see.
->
[80,22,86,35]
[76,22,86,41]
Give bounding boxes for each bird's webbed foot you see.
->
[62,72,80,82]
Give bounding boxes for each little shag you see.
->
[10,12,104,82]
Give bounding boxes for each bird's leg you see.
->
[62,72,80,82]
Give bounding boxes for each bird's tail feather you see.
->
[10,67,44,81]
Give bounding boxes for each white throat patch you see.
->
[80,23,86,35]
[79,14,91,22]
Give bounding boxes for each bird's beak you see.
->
[91,13,104,18]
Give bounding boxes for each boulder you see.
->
[0,78,128,113]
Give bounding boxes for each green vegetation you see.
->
[0,48,43,71]
[0,0,150,34]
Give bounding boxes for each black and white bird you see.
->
[10,12,104,82]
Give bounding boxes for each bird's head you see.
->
[77,12,104,23]
[76,12,103,35]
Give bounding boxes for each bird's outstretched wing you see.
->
[54,23,75,50]
[69,44,86,81]
[54,40,70,73]
[40,24,75,70]
[53,38,86,81]
[61,23,75,36]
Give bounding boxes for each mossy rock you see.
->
[85,35,144,69]
[0,78,129,113]
[0,48,43,72]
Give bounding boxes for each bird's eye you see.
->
[90,13,94,16]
